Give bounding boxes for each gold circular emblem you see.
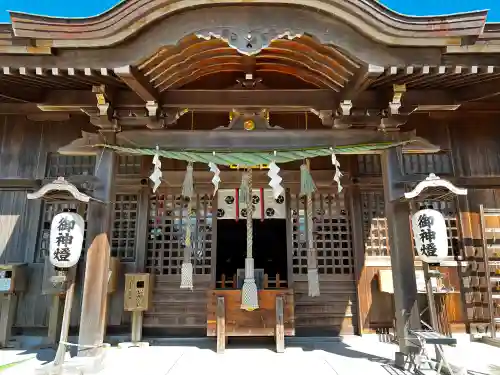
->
[243,120,255,131]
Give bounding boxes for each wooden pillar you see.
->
[216,296,226,354]
[347,185,366,335]
[77,138,117,357]
[275,295,285,353]
[0,294,17,347]
[380,147,420,356]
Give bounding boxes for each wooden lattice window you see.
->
[36,201,88,263]
[118,155,142,175]
[46,154,95,178]
[291,192,353,275]
[111,194,139,261]
[361,190,389,257]
[146,192,213,275]
[415,200,460,257]
[356,155,381,175]
[403,152,453,175]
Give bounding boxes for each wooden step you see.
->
[149,301,207,313]
[295,304,353,315]
[143,314,207,327]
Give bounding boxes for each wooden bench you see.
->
[407,330,466,375]
[207,289,295,353]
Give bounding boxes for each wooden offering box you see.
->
[207,289,295,353]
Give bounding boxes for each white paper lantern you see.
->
[49,212,85,268]
[411,209,448,263]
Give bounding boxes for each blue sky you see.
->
[0,0,498,23]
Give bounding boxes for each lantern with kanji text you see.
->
[411,209,448,263]
[49,212,85,268]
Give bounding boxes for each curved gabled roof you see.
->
[6,0,489,48]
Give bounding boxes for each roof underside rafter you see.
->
[0,2,499,131]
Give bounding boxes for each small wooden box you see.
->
[124,273,154,312]
[107,257,120,294]
[0,264,27,294]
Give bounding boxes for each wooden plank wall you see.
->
[0,115,93,330]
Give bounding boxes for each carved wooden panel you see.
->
[117,155,142,175]
[111,194,139,261]
[45,154,95,178]
[356,153,452,176]
[146,192,213,275]
[36,201,88,263]
[361,191,389,257]
[291,191,353,275]
[356,155,381,175]
[403,152,453,175]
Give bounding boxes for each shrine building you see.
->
[0,0,499,355]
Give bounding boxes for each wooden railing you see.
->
[216,273,287,289]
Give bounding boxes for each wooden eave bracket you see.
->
[378,84,409,131]
[403,173,468,200]
[27,176,104,203]
[86,85,120,131]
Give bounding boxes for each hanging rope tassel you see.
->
[331,150,343,193]
[180,162,194,290]
[241,169,259,311]
[239,171,250,205]
[300,162,320,297]
[149,145,162,193]
[182,162,194,198]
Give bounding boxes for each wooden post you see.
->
[53,267,77,369]
[275,295,285,353]
[77,143,116,357]
[380,148,420,359]
[46,295,62,346]
[0,294,17,347]
[347,185,366,335]
[216,296,225,354]
[131,311,143,343]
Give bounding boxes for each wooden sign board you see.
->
[378,269,437,294]
[124,273,154,312]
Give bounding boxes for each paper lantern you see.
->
[49,212,85,268]
[411,209,448,263]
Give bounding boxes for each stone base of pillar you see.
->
[35,343,110,375]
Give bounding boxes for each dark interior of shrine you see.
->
[216,219,288,288]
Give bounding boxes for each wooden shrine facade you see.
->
[1,0,500,348]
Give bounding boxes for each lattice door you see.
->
[146,192,213,275]
[111,194,139,261]
[361,191,389,257]
[290,191,353,275]
[360,191,459,258]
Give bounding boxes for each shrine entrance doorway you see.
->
[216,218,288,290]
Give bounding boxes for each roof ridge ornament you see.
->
[195,27,302,56]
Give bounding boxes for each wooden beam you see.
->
[33,89,457,110]
[454,76,500,103]
[114,65,159,102]
[380,147,420,363]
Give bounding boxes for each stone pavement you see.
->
[0,334,499,375]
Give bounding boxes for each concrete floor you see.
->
[1,334,499,375]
